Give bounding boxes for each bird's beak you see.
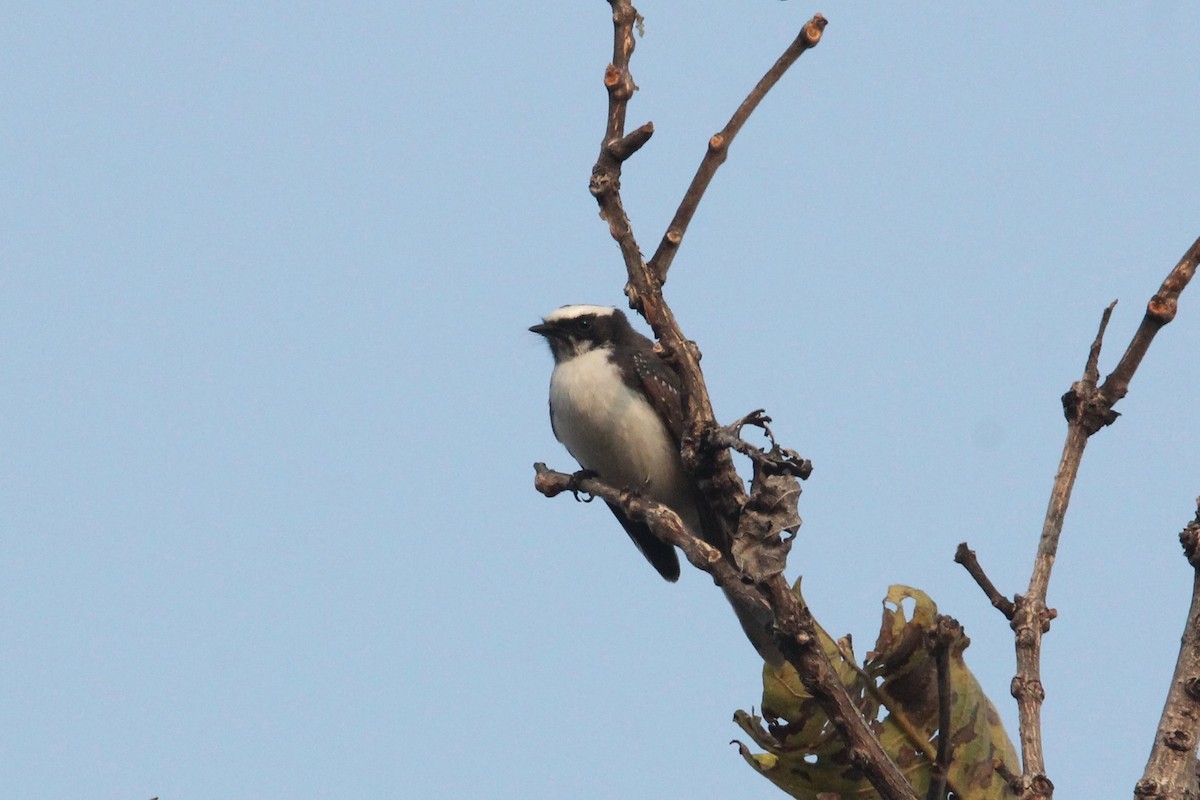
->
[529,322,554,337]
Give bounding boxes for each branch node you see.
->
[1134,778,1163,798]
[1010,675,1045,704]
[589,169,615,198]
[1163,729,1195,752]
[1180,513,1200,567]
[1029,774,1055,798]
[1061,380,1120,435]
[1148,293,1179,324]
[532,462,565,497]
[603,63,621,90]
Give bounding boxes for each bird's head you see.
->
[530,305,629,363]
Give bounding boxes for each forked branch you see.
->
[960,235,1200,800]
[582,5,916,799]
[647,15,827,283]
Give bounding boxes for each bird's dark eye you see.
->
[577,318,592,331]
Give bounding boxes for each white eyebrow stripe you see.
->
[544,304,617,322]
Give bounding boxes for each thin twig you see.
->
[590,1,650,314]
[954,543,1015,619]
[1135,500,1200,800]
[534,464,711,560]
[994,759,1021,794]
[532,463,768,610]
[648,15,828,283]
[704,409,813,478]
[836,642,968,800]
[926,616,958,800]
[1101,237,1200,406]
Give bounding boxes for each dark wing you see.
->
[614,342,702,580]
[626,347,687,443]
[626,344,734,558]
[604,501,681,582]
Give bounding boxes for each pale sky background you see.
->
[3,3,1199,799]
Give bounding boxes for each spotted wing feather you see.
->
[626,349,686,443]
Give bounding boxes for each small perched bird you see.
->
[530,304,697,580]
[531,304,781,663]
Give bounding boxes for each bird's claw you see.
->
[568,469,600,503]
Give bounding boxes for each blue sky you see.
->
[3,3,1199,798]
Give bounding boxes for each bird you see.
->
[531,304,781,664]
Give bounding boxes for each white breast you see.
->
[549,348,697,529]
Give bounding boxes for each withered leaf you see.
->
[735,584,1019,800]
[732,447,802,581]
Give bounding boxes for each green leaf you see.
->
[734,583,1019,799]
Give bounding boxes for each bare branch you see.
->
[1008,235,1199,799]
[926,616,960,800]
[590,5,826,525]
[955,542,1015,619]
[1136,500,1200,800]
[1101,237,1200,406]
[532,463,768,620]
[1009,350,1098,797]
[648,15,828,284]
[589,1,650,308]
[535,463,712,561]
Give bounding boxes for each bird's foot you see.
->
[567,469,600,503]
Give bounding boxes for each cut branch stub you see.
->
[606,121,654,162]
[955,542,1016,619]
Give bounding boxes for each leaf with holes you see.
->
[734,583,1019,799]
[731,449,801,581]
